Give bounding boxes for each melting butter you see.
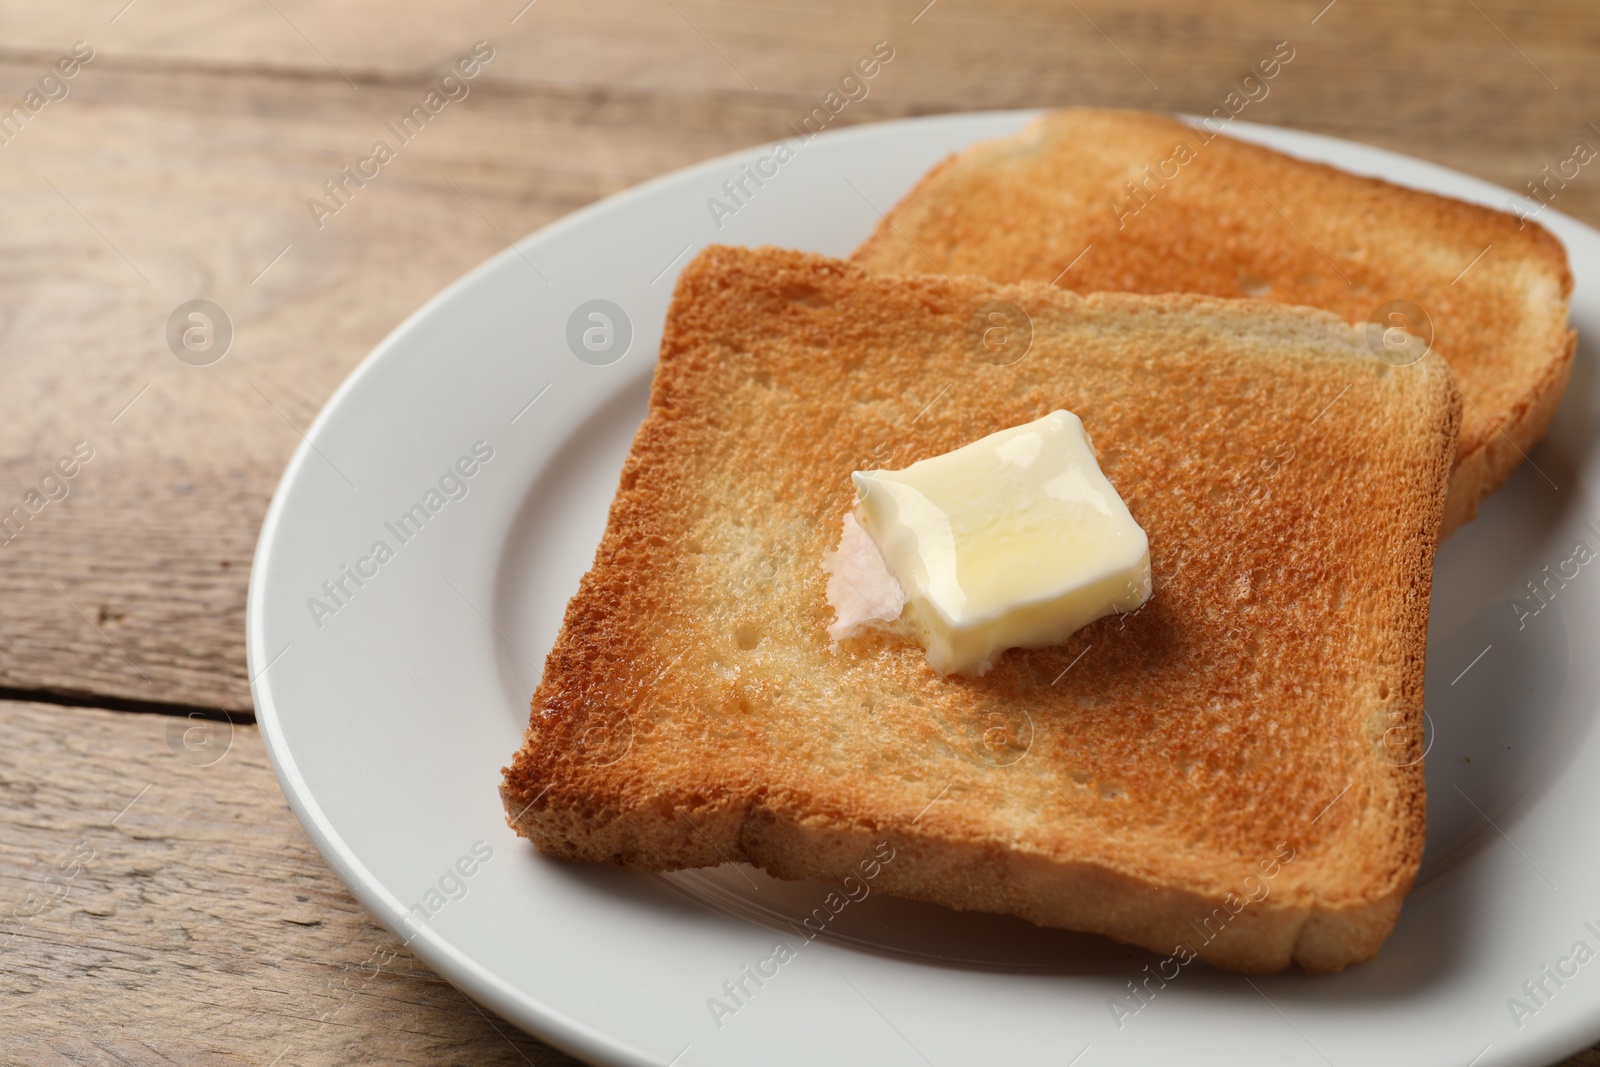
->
[849,410,1150,675]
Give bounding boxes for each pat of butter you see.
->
[851,410,1150,675]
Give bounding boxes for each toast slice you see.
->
[501,245,1460,973]
[851,108,1573,535]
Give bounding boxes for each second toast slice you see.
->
[852,108,1573,535]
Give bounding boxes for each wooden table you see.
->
[2,0,1597,1062]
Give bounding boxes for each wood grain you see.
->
[1,0,1598,1061]
[0,698,580,1065]
[3,698,1599,1065]
[0,0,1599,710]
[0,63,803,711]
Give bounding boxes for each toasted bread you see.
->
[501,245,1460,973]
[851,108,1573,535]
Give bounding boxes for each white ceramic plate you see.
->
[248,112,1600,1067]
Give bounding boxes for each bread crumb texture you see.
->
[503,245,1461,973]
[852,108,1573,536]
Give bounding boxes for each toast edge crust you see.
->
[1442,324,1577,534]
[500,247,1462,974]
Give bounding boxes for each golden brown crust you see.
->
[501,246,1460,973]
[851,108,1573,536]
